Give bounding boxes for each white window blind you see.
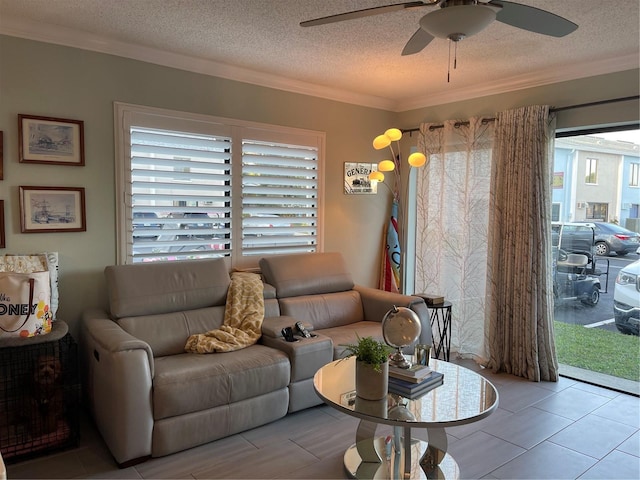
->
[115,103,325,266]
[130,127,232,262]
[241,138,318,256]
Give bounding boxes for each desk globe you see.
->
[381,305,421,369]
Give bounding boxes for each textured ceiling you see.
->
[1,0,638,111]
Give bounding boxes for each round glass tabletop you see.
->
[313,356,499,429]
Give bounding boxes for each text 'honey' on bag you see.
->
[0,271,52,338]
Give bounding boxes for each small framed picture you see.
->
[344,162,378,194]
[0,200,5,248]
[18,114,85,166]
[19,186,86,233]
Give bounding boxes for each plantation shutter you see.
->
[241,138,318,256]
[129,127,232,262]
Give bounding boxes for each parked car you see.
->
[613,259,640,335]
[167,212,215,239]
[157,212,229,253]
[551,222,595,256]
[583,222,640,256]
[132,211,161,241]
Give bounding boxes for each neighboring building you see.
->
[553,134,640,231]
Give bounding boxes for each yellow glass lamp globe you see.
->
[385,128,403,142]
[369,171,384,182]
[373,135,391,150]
[408,152,427,167]
[378,160,396,172]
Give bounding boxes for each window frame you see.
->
[585,157,598,184]
[630,162,639,187]
[114,102,325,267]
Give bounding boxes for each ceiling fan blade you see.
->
[489,0,578,37]
[300,1,434,27]
[402,28,435,56]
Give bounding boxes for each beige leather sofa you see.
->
[259,252,431,413]
[80,252,430,467]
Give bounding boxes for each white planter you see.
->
[355,360,389,400]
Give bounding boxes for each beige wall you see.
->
[0,34,638,336]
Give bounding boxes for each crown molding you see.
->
[0,16,396,111]
[1,16,637,114]
[396,53,640,112]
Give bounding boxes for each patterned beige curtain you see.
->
[415,118,495,362]
[486,105,558,382]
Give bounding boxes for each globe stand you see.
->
[389,348,411,369]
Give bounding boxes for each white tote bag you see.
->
[0,271,52,338]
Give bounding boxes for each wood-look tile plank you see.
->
[532,386,611,421]
[578,450,640,480]
[193,439,318,479]
[490,441,596,479]
[447,431,526,479]
[135,435,255,479]
[549,414,637,459]
[482,406,573,449]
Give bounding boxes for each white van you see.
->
[614,259,640,335]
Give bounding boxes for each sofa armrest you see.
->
[354,286,432,346]
[80,309,154,466]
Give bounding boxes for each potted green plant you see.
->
[342,336,393,400]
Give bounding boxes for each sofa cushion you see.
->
[152,345,290,420]
[259,252,354,298]
[316,321,384,359]
[278,290,364,330]
[117,305,226,357]
[106,258,230,319]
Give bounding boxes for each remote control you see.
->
[295,321,315,338]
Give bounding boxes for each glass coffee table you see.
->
[313,356,498,479]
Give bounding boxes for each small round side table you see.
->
[418,299,452,362]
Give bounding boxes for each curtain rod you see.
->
[402,95,640,135]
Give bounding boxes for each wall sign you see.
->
[344,162,378,195]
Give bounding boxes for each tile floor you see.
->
[5,359,639,479]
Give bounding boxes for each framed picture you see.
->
[18,114,85,166]
[19,186,86,233]
[0,200,4,248]
[344,162,378,194]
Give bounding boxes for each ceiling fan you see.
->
[300,0,578,56]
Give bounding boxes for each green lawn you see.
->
[554,321,640,381]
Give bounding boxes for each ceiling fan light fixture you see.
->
[419,4,498,40]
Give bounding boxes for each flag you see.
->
[380,200,401,293]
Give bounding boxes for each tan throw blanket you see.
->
[184,272,264,354]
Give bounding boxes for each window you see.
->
[241,136,319,257]
[630,162,639,187]
[115,103,324,265]
[585,158,598,184]
[551,203,561,222]
[586,202,608,221]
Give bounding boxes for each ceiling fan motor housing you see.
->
[420,0,500,40]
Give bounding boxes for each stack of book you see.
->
[422,294,445,306]
[388,364,444,399]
